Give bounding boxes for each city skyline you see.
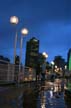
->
[0,36,69,64]
[0,0,71,63]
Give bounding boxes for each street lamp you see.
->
[51,61,54,73]
[42,52,48,59]
[10,16,19,25]
[55,65,57,69]
[18,28,28,82]
[10,16,19,64]
[65,65,67,70]
[42,52,48,81]
[51,61,54,65]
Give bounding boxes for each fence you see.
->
[0,63,36,83]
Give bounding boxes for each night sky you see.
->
[0,0,71,64]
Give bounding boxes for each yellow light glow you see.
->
[65,65,67,69]
[55,65,57,68]
[51,61,54,65]
[21,28,28,35]
[42,52,48,58]
[10,16,19,24]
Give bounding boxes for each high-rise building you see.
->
[38,53,45,65]
[67,48,71,71]
[25,37,39,68]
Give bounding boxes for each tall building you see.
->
[67,48,71,71]
[25,37,39,68]
[38,53,45,65]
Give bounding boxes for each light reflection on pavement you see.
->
[0,80,67,108]
[37,89,66,108]
[37,80,66,108]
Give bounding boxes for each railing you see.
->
[0,63,36,83]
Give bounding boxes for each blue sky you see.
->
[0,0,71,64]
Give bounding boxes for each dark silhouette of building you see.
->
[46,61,51,71]
[54,55,65,71]
[67,48,71,71]
[0,55,10,64]
[15,55,20,65]
[25,37,39,68]
[38,53,45,65]
[0,55,10,82]
[37,52,46,72]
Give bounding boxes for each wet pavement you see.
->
[37,88,65,108]
[0,80,70,108]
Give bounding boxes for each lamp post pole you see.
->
[51,61,55,82]
[18,28,28,83]
[10,16,19,81]
[51,61,54,73]
[42,52,48,81]
[10,16,19,64]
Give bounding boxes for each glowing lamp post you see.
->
[65,65,67,70]
[10,16,19,25]
[55,65,57,69]
[51,61,54,73]
[42,52,48,59]
[18,28,28,83]
[42,52,48,80]
[21,28,28,35]
[51,61,54,65]
[10,16,19,64]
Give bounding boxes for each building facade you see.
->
[25,37,39,68]
[0,55,10,64]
